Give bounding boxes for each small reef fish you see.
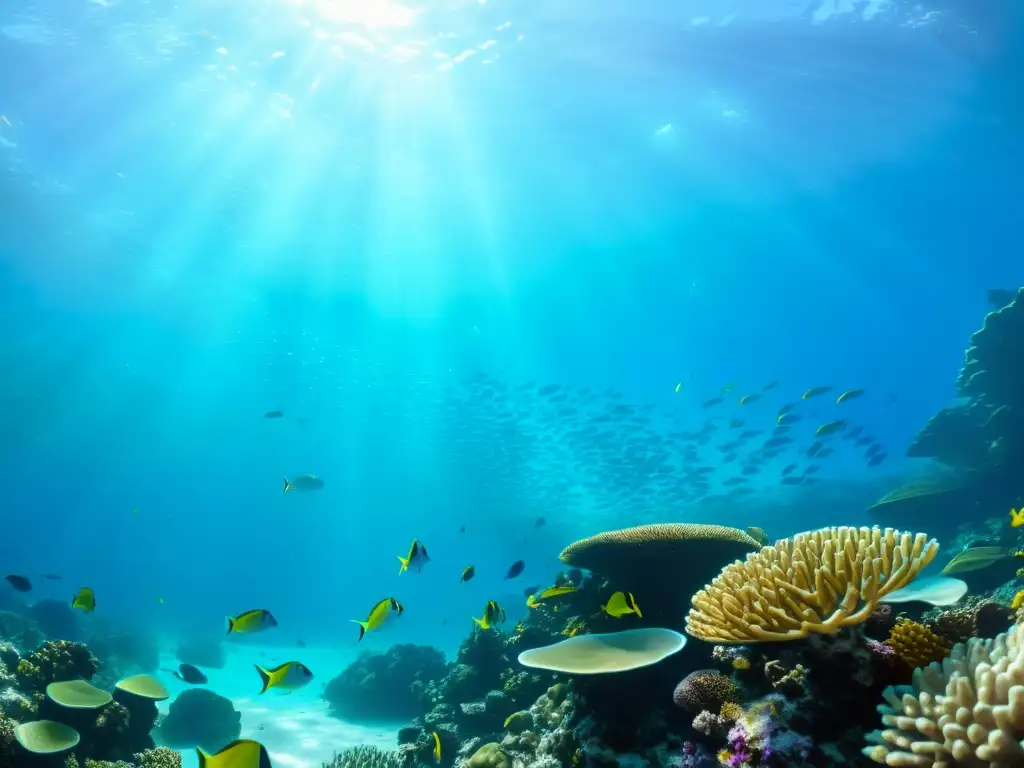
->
[282,475,324,493]
[254,660,313,694]
[398,540,430,575]
[1010,508,1024,528]
[737,393,760,406]
[701,396,723,408]
[721,382,736,394]
[814,420,847,437]
[461,566,475,583]
[836,389,865,404]
[263,410,284,419]
[536,585,578,601]
[227,609,277,635]
[4,575,31,592]
[602,591,642,619]
[776,413,801,425]
[674,382,683,393]
[534,517,546,529]
[941,546,1014,575]
[746,526,769,546]
[72,587,96,612]
[777,403,796,417]
[432,731,442,762]
[802,386,832,400]
[505,560,526,579]
[197,739,272,768]
[171,663,208,684]
[352,597,404,642]
[760,380,779,392]
[473,600,506,629]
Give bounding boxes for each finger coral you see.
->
[686,526,938,643]
[885,619,952,671]
[863,620,1024,766]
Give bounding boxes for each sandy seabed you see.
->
[156,645,399,768]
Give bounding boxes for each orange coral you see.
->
[885,618,951,670]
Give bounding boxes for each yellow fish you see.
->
[473,600,506,630]
[602,591,642,619]
[738,393,760,406]
[254,661,313,694]
[1013,591,1024,611]
[71,587,96,613]
[536,585,578,601]
[674,382,683,393]
[836,388,865,405]
[352,597,404,642]
[397,539,431,575]
[432,731,442,762]
[461,566,475,583]
[197,739,272,768]
[226,609,277,635]
[814,420,847,437]
[1010,508,1024,528]
[802,386,832,400]
[526,594,539,608]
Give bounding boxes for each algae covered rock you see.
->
[324,644,447,723]
[467,742,510,768]
[154,688,241,753]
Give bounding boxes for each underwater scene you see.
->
[1,0,1023,767]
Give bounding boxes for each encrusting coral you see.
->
[863,620,1024,766]
[885,619,952,671]
[686,526,939,643]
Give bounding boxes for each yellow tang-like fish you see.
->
[473,600,506,630]
[432,731,442,762]
[397,539,431,575]
[536,585,578,601]
[1010,508,1024,528]
[71,587,96,613]
[226,609,277,635]
[282,474,325,493]
[461,566,475,583]
[602,591,642,619]
[352,597,404,642]
[254,661,313,694]
[197,739,272,768]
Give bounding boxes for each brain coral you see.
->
[672,670,736,714]
[687,526,938,643]
[863,620,1024,766]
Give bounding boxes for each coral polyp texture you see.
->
[886,619,953,671]
[863,620,1024,767]
[686,526,939,643]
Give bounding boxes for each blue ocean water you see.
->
[0,0,1021,765]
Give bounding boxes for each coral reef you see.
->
[673,671,736,714]
[864,620,1024,765]
[687,527,938,643]
[323,745,401,767]
[325,644,448,722]
[153,688,241,753]
[559,523,759,629]
[885,619,951,671]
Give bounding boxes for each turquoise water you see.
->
[0,0,1022,766]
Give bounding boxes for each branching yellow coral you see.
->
[687,526,938,643]
[885,618,952,670]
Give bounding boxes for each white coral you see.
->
[863,621,1024,767]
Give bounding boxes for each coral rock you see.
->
[672,670,736,714]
